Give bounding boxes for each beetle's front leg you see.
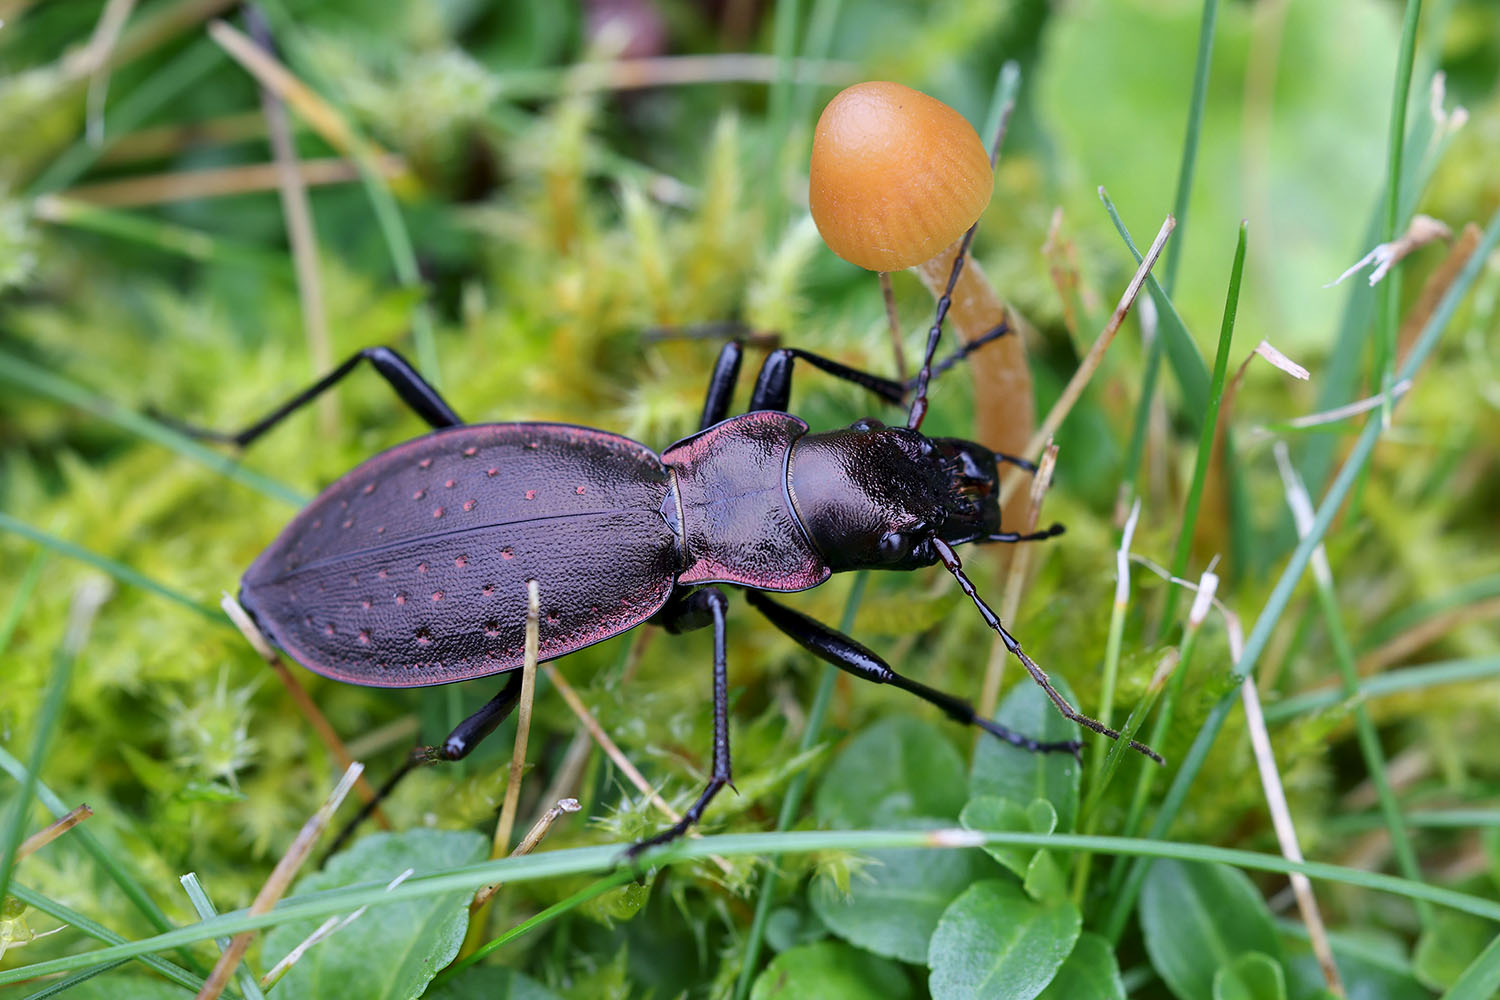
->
[629,587,733,856]
[745,590,1082,759]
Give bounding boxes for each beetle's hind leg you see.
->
[326,671,525,857]
[628,587,734,857]
[155,346,463,448]
[745,590,1082,760]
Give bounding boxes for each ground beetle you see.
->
[182,253,1160,854]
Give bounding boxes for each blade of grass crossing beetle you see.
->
[14,829,1500,988]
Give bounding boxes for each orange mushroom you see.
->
[809,81,993,272]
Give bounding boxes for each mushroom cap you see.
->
[809,81,993,272]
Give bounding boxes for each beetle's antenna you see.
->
[905,222,978,431]
[930,536,1164,763]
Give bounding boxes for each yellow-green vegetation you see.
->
[3,1,1500,998]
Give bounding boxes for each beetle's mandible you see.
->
[183,251,1160,855]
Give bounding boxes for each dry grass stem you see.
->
[220,594,388,825]
[250,10,336,438]
[61,156,402,207]
[1357,596,1500,676]
[542,663,678,821]
[99,111,275,164]
[541,662,733,874]
[1240,677,1345,995]
[196,764,364,1000]
[208,20,390,164]
[1398,222,1484,362]
[15,805,93,862]
[1002,214,1175,509]
[471,799,582,912]
[492,580,543,860]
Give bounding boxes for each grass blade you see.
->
[1160,221,1246,627]
[0,581,109,908]
[1098,190,1210,417]
[10,827,1500,988]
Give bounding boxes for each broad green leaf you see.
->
[812,823,994,964]
[750,940,914,1000]
[928,879,1081,1000]
[1037,933,1126,1000]
[959,796,1032,876]
[260,829,486,1000]
[814,715,967,827]
[970,679,1082,832]
[764,905,829,954]
[1140,860,1281,1000]
[427,966,564,1000]
[1413,910,1497,991]
[1213,952,1287,1000]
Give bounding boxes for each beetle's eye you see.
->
[878,532,911,559]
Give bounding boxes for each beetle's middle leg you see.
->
[158,346,462,448]
[629,587,733,855]
[328,670,525,856]
[745,590,1082,759]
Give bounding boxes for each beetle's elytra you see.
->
[195,252,1159,854]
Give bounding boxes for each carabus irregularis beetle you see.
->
[182,251,1160,855]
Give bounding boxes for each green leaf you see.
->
[1140,860,1281,1000]
[814,715,968,828]
[1413,910,1497,991]
[750,940,914,1000]
[1037,933,1125,1000]
[960,796,1040,877]
[1023,850,1068,905]
[928,879,1081,1000]
[812,824,993,964]
[1213,952,1287,1000]
[971,679,1082,832]
[427,966,564,1000]
[260,829,487,1000]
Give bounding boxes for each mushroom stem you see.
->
[913,240,1036,528]
[878,270,908,385]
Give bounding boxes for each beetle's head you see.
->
[791,419,1013,571]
